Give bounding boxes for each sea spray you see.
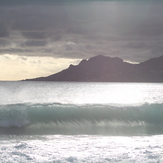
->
[0,104,29,127]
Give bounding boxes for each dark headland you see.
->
[25,55,163,82]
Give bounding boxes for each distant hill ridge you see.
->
[26,55,163,82]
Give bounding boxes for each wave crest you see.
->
[0,103,163,127]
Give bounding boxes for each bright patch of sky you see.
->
[0,54,80,81]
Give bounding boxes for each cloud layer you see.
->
[0,1,163,61]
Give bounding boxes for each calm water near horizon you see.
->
[0,81,163,162]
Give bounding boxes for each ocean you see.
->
[0,81,163,162]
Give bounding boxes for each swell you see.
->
[0,103,163,135]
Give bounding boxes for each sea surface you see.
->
[0,81,163,162]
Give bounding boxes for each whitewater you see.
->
[1,81,163,162]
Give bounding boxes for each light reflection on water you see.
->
[0,82,163,105]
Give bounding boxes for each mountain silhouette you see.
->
[26,55,163,82]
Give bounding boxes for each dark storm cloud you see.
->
[0,22,10,38]
[23,40,48,47]
[21,31,49,40]
[0,0,163,62]
[0,48,33,54]
[0,39,10,47]
[11,6,68,31]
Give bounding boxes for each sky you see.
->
[0,0,163,81]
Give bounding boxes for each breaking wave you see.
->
[1,103,163,135]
